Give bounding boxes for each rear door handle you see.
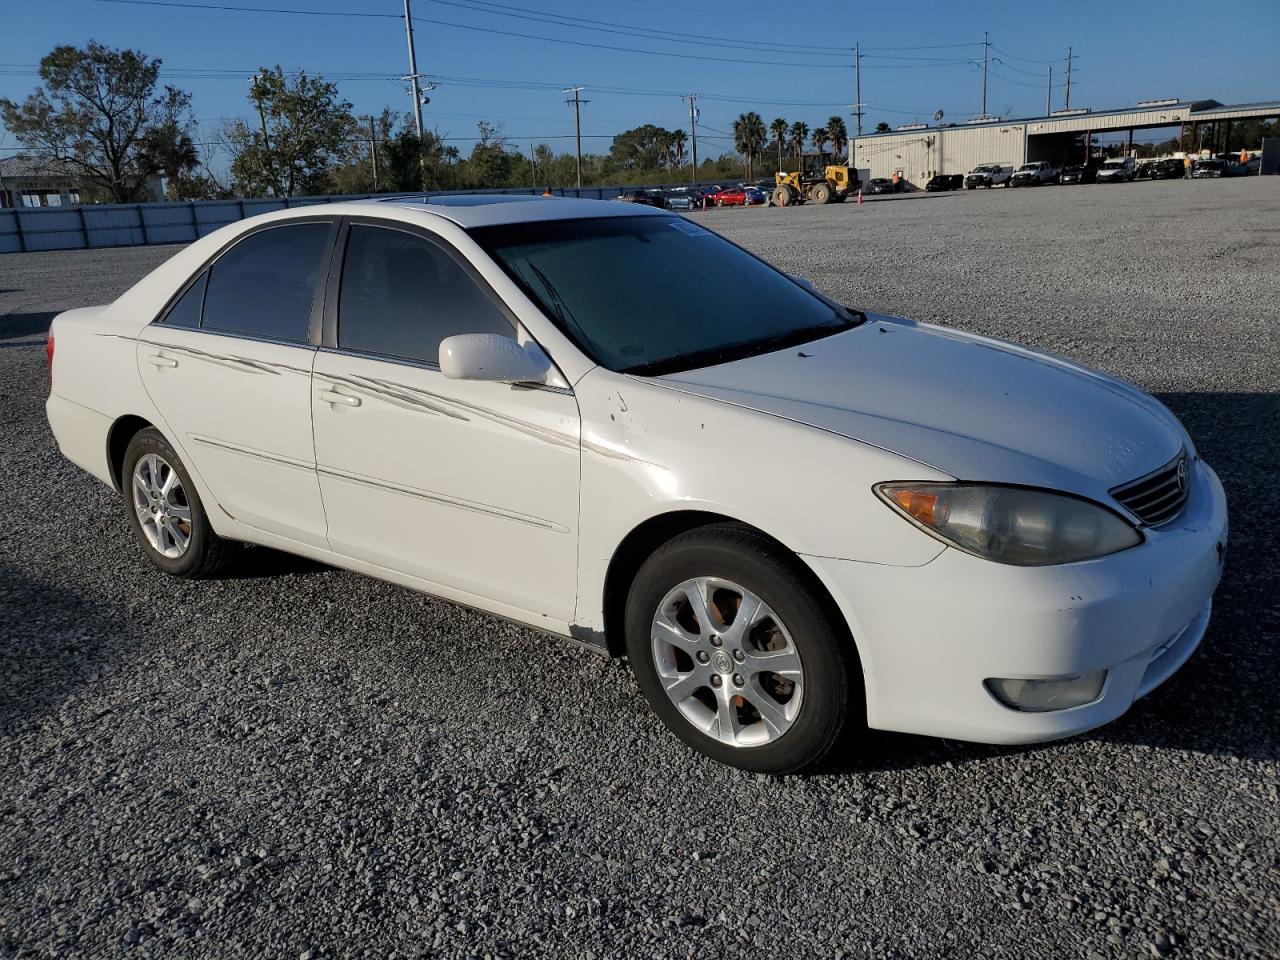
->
[145,353,178,369]
[317,389,361,408]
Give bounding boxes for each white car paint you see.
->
[45,196,1227,748]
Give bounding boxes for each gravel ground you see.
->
[2,179,1278,959]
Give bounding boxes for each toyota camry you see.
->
[45,195,1227,773]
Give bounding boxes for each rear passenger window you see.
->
[338,225,513,364]
[162,271,206,328]
[202,223,331,342]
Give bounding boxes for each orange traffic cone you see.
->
[857,188,863,205]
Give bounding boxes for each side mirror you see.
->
[439,333,550,385]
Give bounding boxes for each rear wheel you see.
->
[810,182,832,204]
[122,427,239,578]
[625,524,856,773]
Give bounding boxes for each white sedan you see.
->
[45,196,1227,772]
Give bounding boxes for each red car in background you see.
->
[711,186,766,207]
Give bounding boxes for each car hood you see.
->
[651,314,1186,501]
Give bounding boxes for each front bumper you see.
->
[805,458,1227,744]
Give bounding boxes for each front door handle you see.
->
[317,389,361,408]
[145,353,178,369]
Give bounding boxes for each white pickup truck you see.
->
[963,163,1011,189]
[1008,161,1059,187]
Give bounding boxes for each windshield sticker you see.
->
[669,220,711,237]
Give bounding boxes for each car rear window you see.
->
[202,223,331,342]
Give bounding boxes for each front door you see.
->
[311,222,581,623]
[137,221,335,548]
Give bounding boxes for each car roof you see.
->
[327,193,671,229]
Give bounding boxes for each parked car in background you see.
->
[698,185,724,205]
[925,174,964,192]
[867,178,896,195]
[964,164,1011,188]
[1059,164,1097,185]
[46,195,1227,774]
[1191,159,1232,178]
[1008,162,1058,187]
[1096,157,1136,183]
[1145,158,1186,181]
[711,186,751,207]
[614,189,668,208]
[741,186,767,205]
[664,189,702,211]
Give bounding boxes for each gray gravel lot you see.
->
[2,179,1278,958]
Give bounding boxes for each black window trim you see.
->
[149,216,341,349]
[320,216,520,370]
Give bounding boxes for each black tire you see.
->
[810,182,832,204]
[122,427,240,578]
[625,523,858,773]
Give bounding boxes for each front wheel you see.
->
[625,524,856,773]
[122,427,240,578]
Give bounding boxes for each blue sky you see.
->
[2,0,1278,162]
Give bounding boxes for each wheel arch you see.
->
[599,511,864,686]
[106,414,156,492]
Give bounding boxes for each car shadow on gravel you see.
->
[220,545,330,580]
[0,563,128,731]
[0,311,55,340]
[830,391,1279,774]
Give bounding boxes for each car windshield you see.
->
[1102,160,1125,168]
[471,215,863,376]
[975,165,998,173]
[1016,165,1038,172]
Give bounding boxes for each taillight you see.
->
[46,332,55,369]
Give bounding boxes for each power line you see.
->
[93,0,855,67]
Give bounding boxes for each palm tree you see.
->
[669,128,687,169]
[826,116,848,162]
[812,126,829,157]
[789,121,809,162]
[770,116,788,174]
[733,111,767,180]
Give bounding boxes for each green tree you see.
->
[144,86,200,199]
[826,116,848,161]
[733,111,767,180]
[811,126,829,156]
[789,121,809,160]
[874,121,891,134]
[463,121,517,187]
[769,117,789,174]
[609,124,680,172]
[225,66,354,197]
[0,42,187,202]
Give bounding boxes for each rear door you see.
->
[311,220,581,622]
[137,219,336,547]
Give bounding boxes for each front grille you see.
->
[1110,452,1190,526]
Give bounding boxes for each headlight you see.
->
[874,483,1143,566]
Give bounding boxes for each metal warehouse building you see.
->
[850,98,1280,187]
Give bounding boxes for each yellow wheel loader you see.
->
[771,153,859,206]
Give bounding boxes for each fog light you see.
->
[983,671,1106,713]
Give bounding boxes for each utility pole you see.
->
[402,0,424,138]
[368,115,379,190]
[1045,66,1052,117]
[683,93,699,184]
[981,32,990,118]
[853,43,863,138]
[564,86,587,189]
[1064,46,1073,110]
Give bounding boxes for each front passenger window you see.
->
[338,225,514,365]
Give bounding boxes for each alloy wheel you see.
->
[650,577,804,748]
[132,453,192,558]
